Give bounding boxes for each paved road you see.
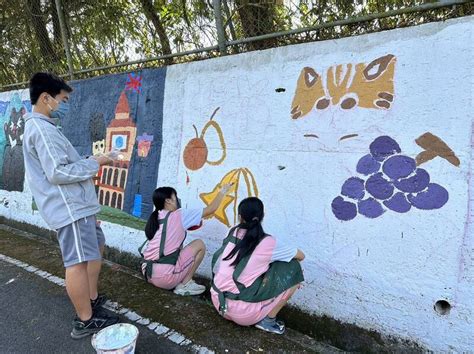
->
[0,260,189,353]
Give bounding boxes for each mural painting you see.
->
[291,54,396,119]
[98,91,137,211]
[415,132,460,167]
[137,133,153,158]
[125,72,143,93]
[287,54,457,222]
[1,93,30,191]
[60,67,166,220]
[331,135,454,221]
[89,112,107,191]
[132,133,154,217]
[0,18,472,352]
[183,107,226,171]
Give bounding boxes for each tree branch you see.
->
[139,0,173,64]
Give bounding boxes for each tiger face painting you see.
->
[291,54,396,119]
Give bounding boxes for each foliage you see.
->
[0,0,471,87]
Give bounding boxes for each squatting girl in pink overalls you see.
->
[211,197,305,334]
[140,184,232,296]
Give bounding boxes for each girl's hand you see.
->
[294,249,305,261]
[219,183,234,196]
[203,183,235,218]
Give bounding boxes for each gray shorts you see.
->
[56,215,106,267]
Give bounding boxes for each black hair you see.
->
[29,72,73,105]
[145,187,177,240]
[223,197,266,266]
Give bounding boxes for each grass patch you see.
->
[97,206,146,230]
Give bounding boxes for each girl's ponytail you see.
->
[223,197,266,266]
[145,209,159,240]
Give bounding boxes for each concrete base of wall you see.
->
[0,216,425,352]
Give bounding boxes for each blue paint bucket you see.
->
[91,323,139,354]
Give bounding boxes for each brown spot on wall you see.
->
[304,67,319,87]
[415,150,438,166]
[339,134,359,141]
[316,98,330,110]
[341,98,357,110]
[291,111,302,119]
[378,92,394,102]
[375,100,390,109]
[363,54,395,80]
[304,134,319,139]
[415,132,460,167]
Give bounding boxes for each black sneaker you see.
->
[71,314,119,339]
[93,306,120,320]
[91,293,107,310]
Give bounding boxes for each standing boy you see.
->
[23,72,118,339]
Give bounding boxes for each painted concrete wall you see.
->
[1,16,472,351]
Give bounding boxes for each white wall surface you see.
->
[1,16,472,351]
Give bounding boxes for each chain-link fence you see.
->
[0,0,472,90]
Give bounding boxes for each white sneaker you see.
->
[173,280,206,296]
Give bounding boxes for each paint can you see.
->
[91,323,139,354]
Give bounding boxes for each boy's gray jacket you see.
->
[23,112,101,230]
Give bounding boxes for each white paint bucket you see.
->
[91,323,139,354]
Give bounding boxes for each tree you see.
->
[139,0,173,64]
[233,0,279,50]
[26,0,60,64]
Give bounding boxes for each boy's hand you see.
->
[91,155,113,166]
[106,149,124,160]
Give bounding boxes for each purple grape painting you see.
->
[369,136,401,162]
[356,154,381,175]
[366,173,394,200]
[383,192,411,213]
[331,196,357,221]
[358,198,385,218]
[341,177,365,200]
[407,183,449,210]
[383,155,416,179]
[332,136,449,221]
[394,168,430,193]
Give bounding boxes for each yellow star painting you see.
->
[200,168,259,227]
